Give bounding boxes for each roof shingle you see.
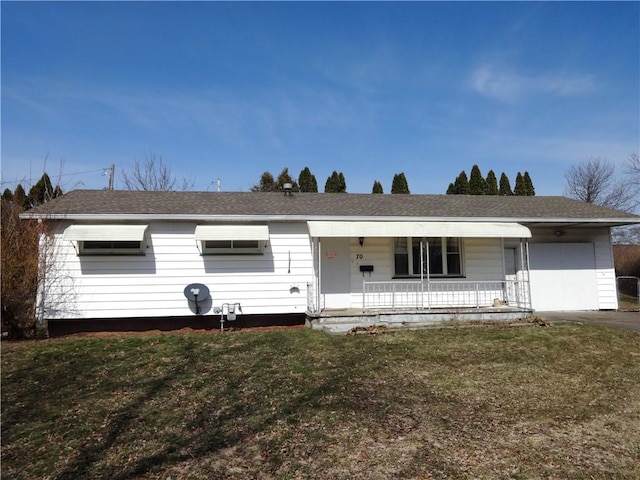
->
[23,189,640,224]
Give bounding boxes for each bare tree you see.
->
[564,157,639,212]
[120,153,194,191]
[2,197,76,338]
[624,152,640,188]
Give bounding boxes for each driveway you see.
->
[536,311,640,333]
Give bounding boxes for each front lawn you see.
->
[2,324,640,479]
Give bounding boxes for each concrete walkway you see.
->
[536,311,640,333]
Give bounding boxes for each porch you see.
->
[306,278,533,334]
[306,306,532,334]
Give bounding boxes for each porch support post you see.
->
[426,240,431,310]
[524,238,532,309]
[317,239,322,313]
[420,240,424,308]
[518,238,524,308]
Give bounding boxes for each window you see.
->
[202,239,264,255]
[195,225,269,255]
[394,237,463,277]
[63,224,149,256]
[79,240,144,255]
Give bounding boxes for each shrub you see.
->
[613,245,640,278]
[613,245,640,298]
[1,199,41,338]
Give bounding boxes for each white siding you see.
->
[462,238,504,281]
[45,221,313,319]
[45,221,618,318]
[348,237,394,307]
[593,233,618,310]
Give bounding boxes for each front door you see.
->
[504,247,518,304]
[320,237,351,309]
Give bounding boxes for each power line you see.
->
[0,167,110,189]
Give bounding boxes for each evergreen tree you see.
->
[2,188,14,203]
[372,180,384,194]
[298,167,318,192]
[514,172,527,196]
[391,172,410,194]
[324,172,336,192]
[468,165,485,195]
[337,172,347,192]
[324,171,347,193]
[485,170,499,195]
[251,171,276,192]
[499,173,513,196]
[523,171,535,196]
[454,171,470,194]
[446,183,456,194]
[275,167,298,191]
[28,173,55,206]
[13,184,29,210]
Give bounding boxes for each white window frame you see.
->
[394,236,464,278]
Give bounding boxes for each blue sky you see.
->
[2,1,638,195]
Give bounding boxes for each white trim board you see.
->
[307,221,531,238]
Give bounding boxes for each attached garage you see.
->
[528,243,599,311]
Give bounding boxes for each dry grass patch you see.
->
[2,324,640,479]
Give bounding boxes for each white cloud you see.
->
[470,65,596,103]
[6,79,368,151]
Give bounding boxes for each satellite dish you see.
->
[184,283,210,314]
[184,283,210,301]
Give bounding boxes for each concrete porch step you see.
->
[307,307,533,335]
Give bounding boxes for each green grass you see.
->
[2,324,640,479]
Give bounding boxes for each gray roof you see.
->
[22,189,640,226]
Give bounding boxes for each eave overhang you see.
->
[19,212,640,227]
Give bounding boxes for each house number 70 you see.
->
[355,253,364,260]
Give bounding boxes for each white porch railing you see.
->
[362,279,531,310]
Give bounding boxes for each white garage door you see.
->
[529,243,599,311]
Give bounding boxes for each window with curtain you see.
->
[394,237,463,277]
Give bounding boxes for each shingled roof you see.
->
[22,189,640,225]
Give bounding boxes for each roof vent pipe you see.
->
[283,183,293,196]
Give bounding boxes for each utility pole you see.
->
[108,164,115,190]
